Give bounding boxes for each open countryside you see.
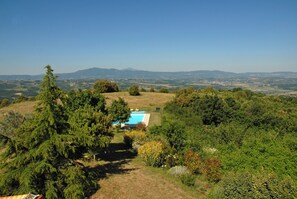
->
[1,0,297,198]
[0,67,296,198]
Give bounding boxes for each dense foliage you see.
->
[109,97,130,123]
[93,79,119,93]
[147,87,297,197]
[0,66,113,198]
[64,89,106,113]
[128,84,140,96]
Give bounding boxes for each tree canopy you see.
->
[93,79,119,93]
[129,84,140,96]
[109,97,130,123]
[0,66,113,198]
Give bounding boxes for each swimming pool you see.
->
[113,111,145,125]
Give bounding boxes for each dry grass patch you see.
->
[0,101,37,121]
[103,92,174,110]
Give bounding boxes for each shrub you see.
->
[129,84,140,96]
[150,88,155,92]
[252,173,297,199]
[150,121,186,152]
[135,122,147,131]
[159,88,169,93]
[138,141,165,167]
[180,174,196,187]
[124,130,146,147]
[202,157,222,182]
[168,166,190,177]
[0,99,10,108]
[184,149,203,174]
[208,172,297,199]
[93,79,119,93]
[165,154,178,168]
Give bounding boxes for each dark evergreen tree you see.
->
[0,66,112,198]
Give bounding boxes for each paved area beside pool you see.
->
[143,113,150,126]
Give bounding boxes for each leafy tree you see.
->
[150,88,155,92]
[129,84,140,96]
[93,79,119,93]
[68,105,113,159]
[198,95,227,125]
[150,121,185,152]
[64,89,106,113]
[109,97,130,123]
[159,88,169,93]
[0,66,109,198]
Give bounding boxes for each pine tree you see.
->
[0,66,103,198]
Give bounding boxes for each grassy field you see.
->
[0,101,38,121]
[0,92,174,120]
[103,92,175,110]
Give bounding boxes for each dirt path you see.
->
[90,135,198,199]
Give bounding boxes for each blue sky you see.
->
[0,0,296,75]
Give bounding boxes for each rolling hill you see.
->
[1,67,297,80]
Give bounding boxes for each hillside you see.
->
[0,101,37,121]
[1,67,297,80]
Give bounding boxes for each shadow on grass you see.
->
[84,142,137,197]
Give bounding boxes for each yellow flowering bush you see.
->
[124,130,146,147]
[138,141,165,167]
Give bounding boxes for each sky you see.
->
[0,0,297,75]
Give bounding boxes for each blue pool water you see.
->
[113,111,145,125]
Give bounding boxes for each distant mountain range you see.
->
[1,67,297,80]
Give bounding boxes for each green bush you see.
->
[180,174,196,187]
[208,172,297,199]
[129,84,140,96]
[159,88,169,93]
[93,79,119,93]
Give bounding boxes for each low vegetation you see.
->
[122,86,297,198]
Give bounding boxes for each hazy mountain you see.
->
[0,67,297,80]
